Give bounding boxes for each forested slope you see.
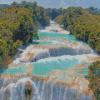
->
[0,1,49,69]
[85,6,100,15]
[87,61,100,100]
[45,8,63,20]
[55,7,100,54]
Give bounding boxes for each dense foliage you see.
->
[87,61,100,100]
[55,7,100,53]
[45,8,63,20]
[0,1,49,69]
[85,6,100,15]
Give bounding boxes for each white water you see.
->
[14,46,97,63]
[0,78,93,100]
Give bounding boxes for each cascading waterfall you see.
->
[33,49,50,62]
[59,85,62,100]
[0,78,93,100]
[1,78,41,100]
[0,21,98,100]
[64,87,67,100]
[18,47,97,63]
[49,48,97,57]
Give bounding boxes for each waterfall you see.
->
[59,85,62,100]
[20,48,50,62]
[19,47,97,63]
[0,78,40,100]
[49,48,96,57]
[50,83,54,100]
[17,41,98,63]
[64,87,67,100]
[32,49,50,62]
[0,21,97,100]
[0,78,93,100]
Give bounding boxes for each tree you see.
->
[13,10,35,44]
[87,61,100,100]
[21,1,27,5]
[0,1,49,69]
[0,39,7,54]
[55,7,100,53]
[0,29,13,43]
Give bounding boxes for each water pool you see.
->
[31,55,87,76]
[37,31,81,42]
[0,65,28,75]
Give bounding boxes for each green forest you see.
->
[55,7,100,54]
[87,61,100,100]
[0,1,49,69]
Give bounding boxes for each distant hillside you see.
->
[85,7,100,15]
[0,1,49,69]
[55,7,100,54]
[45,8,63,20]
[96,8,100,12]
[0,4,8,8]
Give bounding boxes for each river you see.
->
[0,21,99,100]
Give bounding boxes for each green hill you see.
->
[55,7,100,54]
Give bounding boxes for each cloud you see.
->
[60,1,66,5]
[46,0,51,3]
[60,0,69,8]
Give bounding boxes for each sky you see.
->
[0,0,100,9]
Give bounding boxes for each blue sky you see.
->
[0,0,100,9]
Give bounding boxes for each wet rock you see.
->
[25,81,33,100]
[20,46,50,62]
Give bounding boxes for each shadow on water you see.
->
[92,48,99,55]
[38,25,48,30]
[0,67,8,74]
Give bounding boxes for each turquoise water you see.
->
[74,63,92,75]
[76,71,89,75]
[31,56,83,76]
[0,65,28,75]
[50,22,58,24]
[29,41,62,45]
[37,31,81,42]
[82,42,89,45]
[0,22,92,76]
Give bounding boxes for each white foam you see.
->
[35,54,97,63]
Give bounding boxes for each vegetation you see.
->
[0,2,100,99]
[0,4,8,8]
[55,7,100,53]
[87,61,100,100]
[85,6,100,15]
[0,1,49,69]
[45,8,63,20]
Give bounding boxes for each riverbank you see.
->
[1,57,14,69]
